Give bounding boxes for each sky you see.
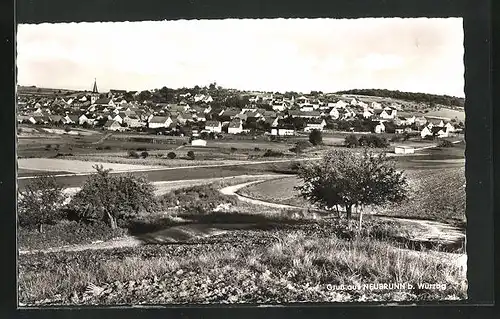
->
[16,18,464,97]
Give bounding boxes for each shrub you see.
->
[96,146,103,150]
[254,147,261,151]
[136,147,147,151]
[290,141,313,154]
[18,174,67,232]
[344,134,359,148]
[104,145,112,150]
[423,135,435,141]
[438,139,454,148]
[141,151,149,158]
[187,150,195,160]
[308,129,323,146]
[159,184,238,214]
[358,134,389,148]
[167,152,177,159]
[68,165,158,229]
[45,144,51,150]
[230,147,238,152]
[128,150,140,158]
[64,127,71,132]
[263,149,284,157]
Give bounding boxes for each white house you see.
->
[380,109,397,120]
[329,108,340,120]
[271,125,295,136]
[394,146,415,154]
[371,101,382,110]
[228,120,243,134]
[78,114,89,125]
[191,139,207,146]
[271,101,287,112]
[148,116,172,129]
[362,109,373,119]
[205,120,222,133]
[304,119,327,132]
[374,122,386,134]
[300,105,315,112]
[104,120,123,131]
[420,126,433,138]
[444,122,456,133]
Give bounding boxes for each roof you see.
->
[307,118,326,125]
[149,116,170,123]
[205,120,221,127]
[228,120,242,128]
[104,120,120,127]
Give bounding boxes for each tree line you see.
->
[336,89,464,107]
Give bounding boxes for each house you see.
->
[272,101,287,112]
[444,122,456,133]
[205,120,222,133]
[329,108,340,120]
[63,114,79,124]
[228,119,243,134]
[288,110,321,119]
[104,120,123,131]
[48,115,64,124]
[374,121,386,134]
[191,139,207,147]
[78,114,89,125]
[148,116,172,129]
[123,115,143,128]
[271,124,296,136]
[304,119,327,132]
[371,102,382,110]
[414,116,428,127]
[426,117,445,128]
[300,105,315,112]
[393,116,409,126]
[420,126,433,138]
[362,109,373,119]
[432,126,449,138]
[380,108,397,120]
[394,146,415,154]
[111,114,124,124]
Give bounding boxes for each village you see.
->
[17,80,464,149]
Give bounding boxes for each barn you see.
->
[191,139,207,147]
[394,146,415,154]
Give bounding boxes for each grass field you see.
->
[18,214,466,305]
[238,165,465,225]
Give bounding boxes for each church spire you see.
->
[92,78,98,94]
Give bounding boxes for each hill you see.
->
[336,89,464,108]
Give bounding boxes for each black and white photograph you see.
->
[16,17,467,306]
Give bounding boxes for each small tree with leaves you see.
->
[308,129,323,146]
[296,149,408,227]
[344,134,359,148]
[69,165,158,229]
[18,174,67,232]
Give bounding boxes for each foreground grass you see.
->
[18,228,466,305]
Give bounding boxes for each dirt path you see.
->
[221,179,466,249]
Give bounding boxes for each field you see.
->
[17,124,468,305]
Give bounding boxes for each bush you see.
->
[18,174,67,232]
[64,127,71,132]
[159,184,238,214]
[308,129,323,146]
[96,146,103,150]
[230,147,238,152]
[68,165,158,229]
[423,135,435,141]
[45,144,51,150]
[136,147,147,151]
[167,152,177,159]
[254,147,261,151]
[438,139,454,148]
[263,149,284,157]
[344,134,359,148]
[128,150,140,158]
[358,134,389,148]
[187,150,195,160]
[104,145,112,150]
[290,141,313,154]
[141,151,149,158]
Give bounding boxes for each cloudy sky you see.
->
[17,18,464,97]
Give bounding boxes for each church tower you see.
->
[91,78,99,104]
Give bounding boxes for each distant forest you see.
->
[336,89,465,107]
